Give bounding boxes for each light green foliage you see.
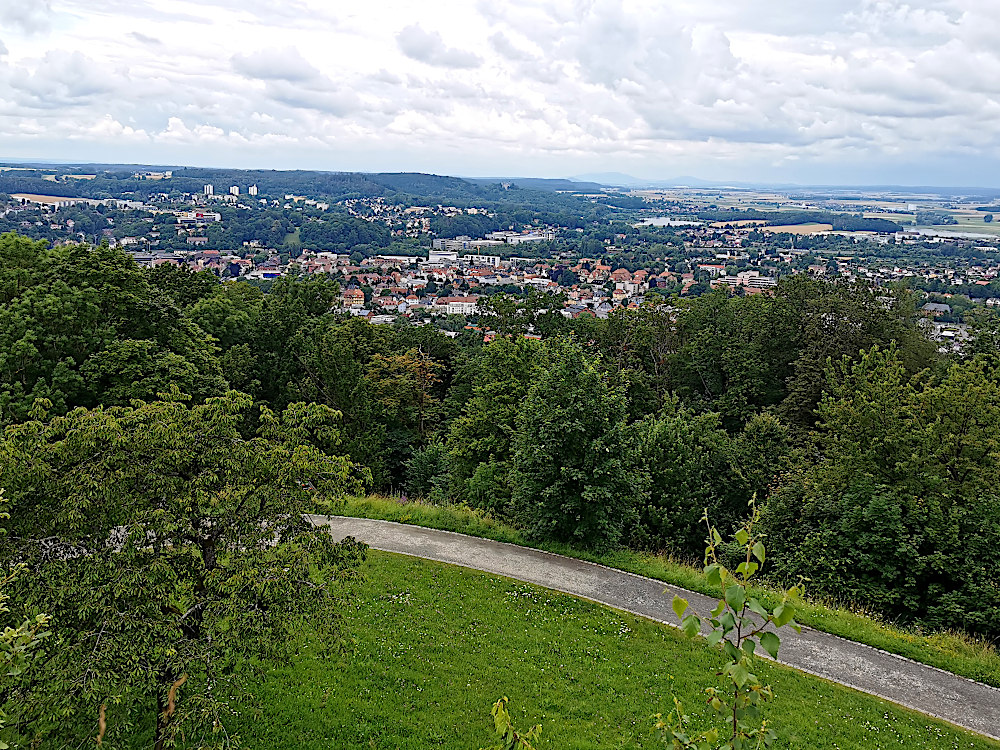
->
[658,505,801,750]
[366,347,444,441]
[186,281,265,351]
[480,697,542,750]
[0,393,368,747]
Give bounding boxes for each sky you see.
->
[1,0,1000,186]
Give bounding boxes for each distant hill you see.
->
[467,177,608,192]
[6,160,1000,200]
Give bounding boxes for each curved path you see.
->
[310,515,1000,742]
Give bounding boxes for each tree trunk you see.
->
[153,688,168,750]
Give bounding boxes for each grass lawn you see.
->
[336,497,1000,690]
[247,551,998,749]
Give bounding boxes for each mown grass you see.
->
[337,496,1000,689]
[246,551,998,749]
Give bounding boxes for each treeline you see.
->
[698,208,901,233]
[1,232,998,641]
[0,167,609,217]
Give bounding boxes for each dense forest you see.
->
[1,230,999,742]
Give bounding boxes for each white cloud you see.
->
[0,0,999,184]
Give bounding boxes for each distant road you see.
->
[310,515,1000,742]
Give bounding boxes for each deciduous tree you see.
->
[0,392,368,747]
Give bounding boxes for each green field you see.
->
[337,497,1000,689]
[240,552,996,749]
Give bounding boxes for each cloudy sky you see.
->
[1,0,999,185]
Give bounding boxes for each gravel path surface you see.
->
[310,515,1000,741]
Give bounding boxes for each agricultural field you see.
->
[924,210,1000,236]
[863,212,915,223]
[763,223,833,234]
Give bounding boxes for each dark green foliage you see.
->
[0,227,991,647]
[772,276,935,429]
[510,339,641,551]
[665,290,793,427]
[447,337,545,512]
[405,440,452,501]
[0,234,226,422]
[0,392,368,746]
[632,401,742,556]
[762,347,1000,638]
[147,263,220,308]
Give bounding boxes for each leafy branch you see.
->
[480,696,541,750]
[656,500,803,750]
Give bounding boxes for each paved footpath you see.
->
[309,515,1000,741]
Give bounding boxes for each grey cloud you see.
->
[232,47,322,82]
[396,25,482,69]
[0,38,7,56]
[489,32,534,62]
[6,0,1000,185]
[0,2,53,34]
[129,31,162,46]
[264,80,362,117]
[229,48,368,119]
[7,51,117,109]
[369,69,402,85]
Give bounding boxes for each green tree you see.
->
[762,347,1000,637]
[510,339,641,550]
[774,278,934,429]
[147,264,220,308]
[0,392,368,746]
[478,290,566,337]
[660,507,802,750]
[0,489,51,748]
[633,400,744,556]
[186,281,264,351]
[0,236,226,422]
[447,337,545,512]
